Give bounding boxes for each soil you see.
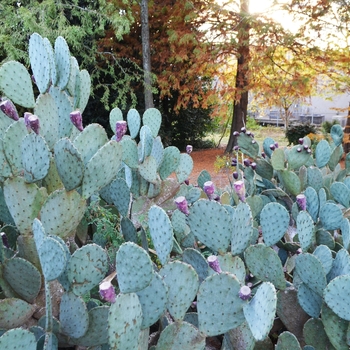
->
[188,147,233,188]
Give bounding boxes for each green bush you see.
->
[285,122,317,145]
[321,119,340,134]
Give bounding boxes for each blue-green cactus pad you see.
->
[82,141,122,199]
[148,205,174,265]
[0,298,35,329]
[182,248,209,283]
[324,275,350,321]
[108,293,142,350]
[295,253,327,296]
[139,155,158,183]
[341,218,350,251]
[67,244,108,296]
[321,303,349,350]
[271,148,285,171]
[307,167,324,193]
[40,189,86,239]
[304,186,319,222]
[159,261,199,321]
[72,306,109,346]
[328,248,350,281]
[78,69,91,113]
[116,242,153,293]
[3,120,27,175]
[126,108,141,138]
[34,93,59,150]
[331,181,350,207]
[0,61,35,108]
[243,282,277,341]
[0,139,12,180]
[328,145,343,171]
[54,36,71,90]
[276,331,302,350]
[54,138,84,191]
[159,146,181,180]
[187,199,232,254]
[197,170,211,189]
[73,123,109,165]
[151,136,164,168]
[29,33,51,94]
[156,321,205,350]
[3,177,44,234]
[120,217,137,242]
[3,257,41,303]
[319,202,343,230]
[245,244,286,290]
[60,291,89,338]
[143,108,162,137]
[303,318,332,349]
[260,202,290,246]
[176,153,193,183]
[313,245,333,275]
[217,254,246,285]
[287,145,312,170]
[296,211,314,252]
[109,107,123,133]
[280,170,301,196]
[237,132,260,158]
[136,272,168,329]
[231,201,253,255]
[315,140,331,168]
[121,137,139,169]
[42,157,64,194]
[331,124,344,147]
[0,329,36,350]
[197,273,245,336]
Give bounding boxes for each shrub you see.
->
[285,122,317,145]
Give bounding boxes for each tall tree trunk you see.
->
[141,0,154,109]
[344,102,350,153]
[225,0,250,153]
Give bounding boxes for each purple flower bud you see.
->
[239,285,252,300]
[232,171,239,180]
[0,100,19,121]
[184,179,189,185]
[233,131,240,136]
[203,181,215,196]
[231,158,237,166]
[298,138,304,145]
[99,281,116,303]
[24,112,40,134]
[252,140,256,144]
[116,120,127,141]
[296,194,307,210]
[250,133,254,138]
[233,145,240,151]
[251,162,257,170]
[70,110,84,132]
[297,147,302,152]
[1,232,9,248]
[246,131,252,136]
[261,152,266,158]
[241,127,246,133]
[207,255,222,273]
[274,142,279,148]
[243,159,251,167]
[174,196,190,215]
[303,144,309,150]
[269,144,275,151]
[307,148,312,154]
[186,145,193,154]
[234,180,246,202]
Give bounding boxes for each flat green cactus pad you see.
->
[0,329,36,350]
[0,298,35,329]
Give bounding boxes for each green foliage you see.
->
[285,122,317,145]
[321,119,340,134]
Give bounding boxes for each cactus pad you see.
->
[67,244,108,296]
[143,108,162,137]
[319,202,343,230]
[0,298,35,329]
[116,242,153,293]
[126,108,141,138]
[217,254,246,285]
[197,273,245,336]
[78,69,91,113]
[156,321,205,350]
[296,211,314,252]
[328,248,350,281]
[244,244,286,290]
[304,186,319,222]
[54,36,71,90]
[182,248,209,283]
[276,331,302,350]
[330,182,350,207]
[176,153,193,183]
[0,329,36,349]
[121,137,139,169]
[331,124,344,147]
[159,146,181,180]
[187,199,232,254]
[313,245,333,275]
[109,107,123,133]
[243,282,277,341]
[159,261,199,321]
[260,202,290,246]
[315,140,331,168]
[108,292,142,350]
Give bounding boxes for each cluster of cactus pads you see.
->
[1,33,350,350]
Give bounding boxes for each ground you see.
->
[188,147,233,189]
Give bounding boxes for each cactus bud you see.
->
[241,127,246,133]
[274,142,279,148]
[115,120,127,142]
[251,162,257,170]
[234,180,246,202]
[243,158,251,167]
[231,158,237,166]
[186,145,193,154]
[184,179,189,185]
[246,131,252,136]
[99,281,116,303]
[269,144,275,151]
[232,171,239,180]
[297,147,302,152]
[70,110,84,132]
[296,194,307,210]
[239,285,252,300]
[233,145,240,151]
[207,255,222,273]
[252,140,256,144]
[307,148,312,154]
[303,144,309,150]
[261,152,266,158]
[203,181,215,197]
[1,232,9,248]
[24,112,40,134]
[174,196,190,215]
[0,99,19,121]
[233,131,240,136]
[298,138,304,145]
